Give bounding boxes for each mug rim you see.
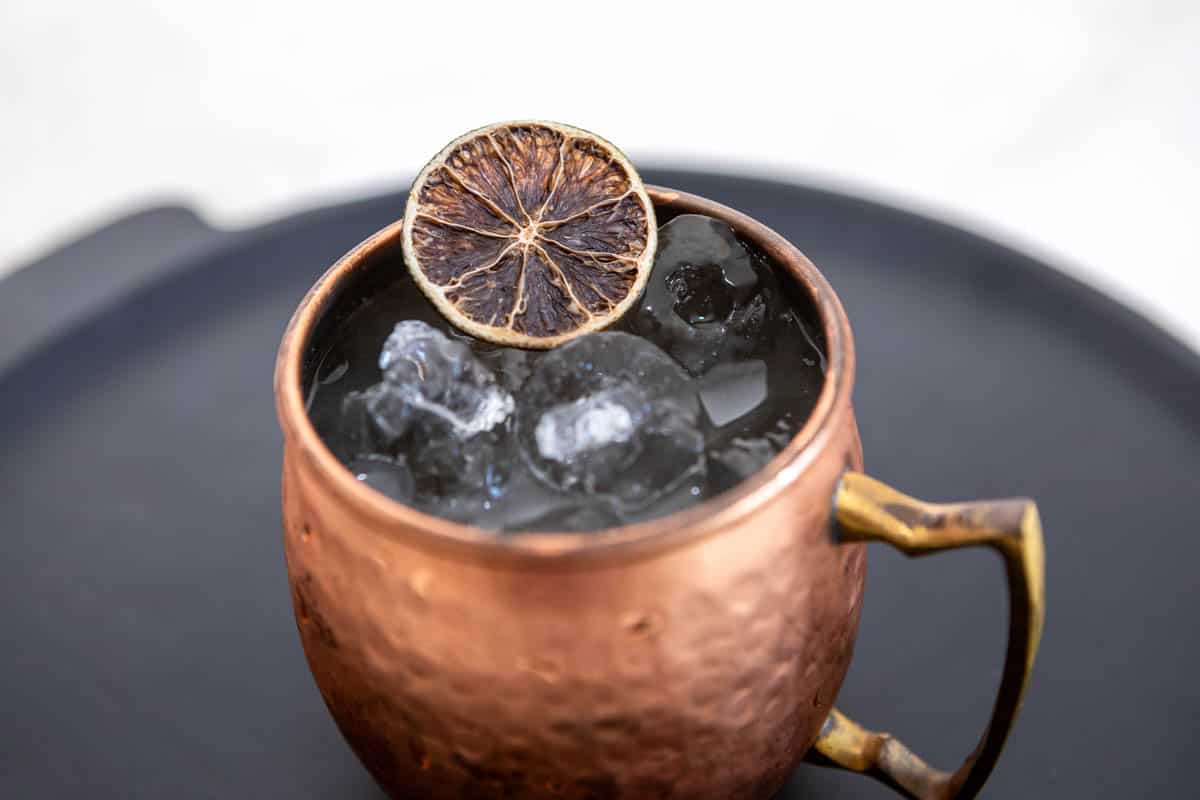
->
[273,185,856,566]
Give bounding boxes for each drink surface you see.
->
[306,213,826,532]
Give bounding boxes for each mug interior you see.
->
[276,187,853,559]
[302,205,824,399]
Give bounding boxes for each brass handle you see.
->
[806,472,1045,799]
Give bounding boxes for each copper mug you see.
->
[274,187,1044,799]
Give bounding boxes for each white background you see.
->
[3,1,1197,348]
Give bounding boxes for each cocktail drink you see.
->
[305,121,824,532]
[306,212,825,532]
[276,122,1045,800]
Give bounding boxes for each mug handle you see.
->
[804,472,1045,799]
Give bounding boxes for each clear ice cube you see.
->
[534,385,643,467]
[707,419,798,489]
[518,332,705,511]
[630,214,781,376]
[346,454,415,503]
[471,343,537,393]
[377,320,514,437]
[339,321,515,519]
[697,360,768,428]
[708,436,778,484]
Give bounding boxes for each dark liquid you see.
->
[305,213,826,532]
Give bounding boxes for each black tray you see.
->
[2,170,1197,798]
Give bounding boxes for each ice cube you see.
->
[518,332,705,511]
[630,214,781,376]
[346,455,415,502]
[471,342,537,393]
[329,384,392,461]
[534,385,643,467]
[708,436,778,485]
[377,320,514,437]
[697,360,768,428]
[339,321,515,518]
[706,415,801,493]
[666,263,735,324]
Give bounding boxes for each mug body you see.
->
[276,188,865,799]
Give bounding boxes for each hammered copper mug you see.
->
[274,187,1045,800]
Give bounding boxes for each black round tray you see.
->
[2,170,1197,798]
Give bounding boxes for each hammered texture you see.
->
[281,410,866,800]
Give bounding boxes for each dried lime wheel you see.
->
[401,121,657,348]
